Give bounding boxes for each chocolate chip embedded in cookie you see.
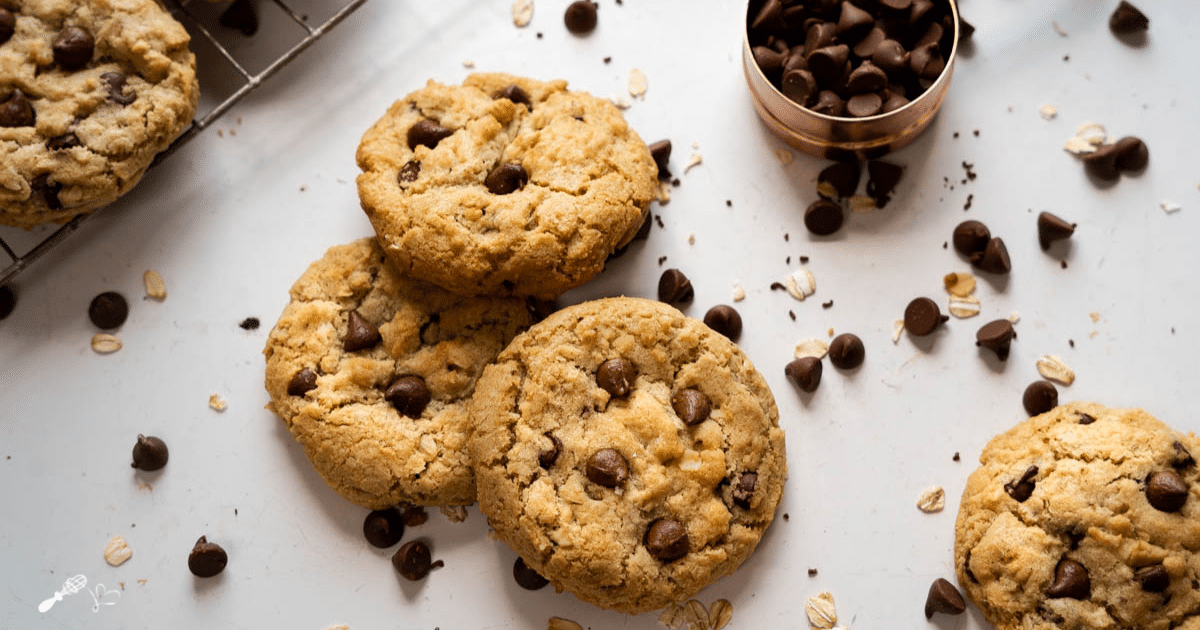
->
[263,238,533,509]
[469,297,786,613]
[954,402,1200,630]
[355,73,658,299]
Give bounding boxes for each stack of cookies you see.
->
[263,72,788,613]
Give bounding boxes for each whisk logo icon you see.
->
[37,574,121,613]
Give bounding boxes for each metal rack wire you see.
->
[0,0,370,285]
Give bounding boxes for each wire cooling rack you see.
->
[0,0,370,286]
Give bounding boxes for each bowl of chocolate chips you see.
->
[744,0,961,159]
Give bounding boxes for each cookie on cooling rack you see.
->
[355,72,658,300]
[263,237,534,509]
[468,297,787,613]
[954,402,1200,630]
[0,0,199,228]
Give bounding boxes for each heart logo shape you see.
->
[90,584,121,612]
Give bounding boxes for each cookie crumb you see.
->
[1039,104,1058,120]
[1089,311,1102,323]
[731,284,746,302]
[440,505,468,523]
[1009,311,1022,324]
[916,486,946,513]
[603,56,612,64]
[1052,21,1069,37]
[104,535,133,566]
[137,579,147,587]
[655,214,664,228]
[799,255,809,263]
[628,69,648,98]
[1161,200,1182,214]
[512,0,533,26]
[611,95,632,110]
[461,60,475,68]
[725,199,732,207]
[208,394,227,412]
[143,270,167,300]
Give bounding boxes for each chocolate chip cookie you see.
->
[263,238,533,509]
[469,297,787,613]
[0,0,199,227]
[954,402,1200,630]
[355,73,658,300]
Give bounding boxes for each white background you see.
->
[2,0,1199,629]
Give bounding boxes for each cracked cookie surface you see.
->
[0,0,199,227]
[468,297,786,613]
[263,238,533,509]
[355,72,658,300]
[954,402,1200,630]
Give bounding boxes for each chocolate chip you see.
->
[1045,558,1090,599]
[400,505,428,527]
[846,92,882,117]
[1109,1,1149,34]
[219,0,259,37]
[975,319,1015,361]
[1173,441,1195,469]
[0,9,14,45]
[953,220,991,257]
[703,305,742,341]
[596,358,636,398]
[882,93,909,113]
[803,198,844,236]
[828,333,865,369]
[853,26,886,58]
[975,237,1011,274]
[645,518,690,562]
[1146,470,1188,512]
[1004,465,1039,502]
[512,557,549,590]
[46,133,80,150]
[392,540,436,580]
[496,84,531,107]
[586,448,629,487]
[238,317,260,330]
[89,291,129,330]
[958,16,975,40]
[363,509,405,548]
[866,160,903,203]
[30,174,62,210]
[750,0,785,31]
[398,160,420,184]
[904,297,946,336]
[1113,136,1149,171]
[188,536,228,578]
[835,1,875,40]
[785,356,822,393]
[287,368,318,396]
[131,434,168,471]
[672,388,711,426]
[539,432,563,468]
[407,119,453,150]
[1082,143,1121,181]
[485,163,529,195]
[817,162,861,199]
[924,577,966,619]
[1023,381,1058,416]
[810,90,845,116]
[781,69,818,105]
[101,72,136,106]
[807,43,850,83]
[880,0,912,12]
[0,285,14,320]
[732,472,758,508]
[871,39,910,74]
[657,268,694,304]
[846,61,888,93]
[564,1,598,34]
[385,375,431,418]
[1037,212,1075,250]
[0,89,35,128]
[909,42,945,80]
[52,26,94,70]
[342,310,381,352]
[1078,412,1096,425]
[1134,564,1169,593]
[648,139,672,179]
[753,46,787,78]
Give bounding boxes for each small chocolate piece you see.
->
[219,0,259,37]
[645,518,690,562]
[513,557,549,590]
[807,44,850,82]
[238,317,260,330]
[871,40,910,74]
[703,305,743,341]
[89,291,129,330]
[903,297,947,336]
[363,509,405,548]
[879,0,913,12]
[1173,441,1196,469]
[958,16,975,40]
[953,220,991,257]
[924,577,966,619]
[342,310,381,352]
[672,388,712,426]
[401,505,428,527]
[131,434,169,471]
[1134,564,1169,593]
[46,133,80,150]
[586,448,629,487]
[835,1,875,40]
[407,119,454,150]
[188,536,228,578]
[287,368,318,396]
[564,1,598,35]
[804,199,845,236]
[485,163,529,195]
[828,333,865,369]
[398,160,420,184]
[30,174,62,210]
[1037,212,1075,250]
[853,26,886,58]
[810,90,846,116]
[732,471,758,508]
[101,72,137,106]
[496,84,531,107]
[0,89,35,128]
[1078,412,1097,425]
[1082,143,1121,181]
[781,68,818,106]
[975,319,1015,361]
[648,139,672,179]
[1023,381,1058,416]
[0,9,15,45]
[975,237,1011,274]
[915,21,944,49]
[657,269,694,304]
[52,26,94,71]
[866,160,903,201]
[817,162,861,199]
[785,356,822,393]
[1109,1,1149,34]
[538,432,563,468]
[909,42,945,80]
[846,61,888,93]
[1004,465,1039,502]
[846,93,883,117]
[802,21,838,57]
[596,358,637,398]
[909,0,935,24]
[753,45,787,77]
[1113,136,1149,171]
[1145,470,1188,512]
[1045,558,1090,599]
[0,285,15,320]
[385,375,431,418]
[392,540,435,580]
[750,0,786,32]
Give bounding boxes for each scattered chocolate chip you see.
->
[703,305,743,341]
[392,540,436,580]
[645,518,689,562]
[0,9,13,45]
[188,536,228,578]
[0,285,14,320]
[808,567,818,576]
[89,291,129,330]
[1046,558,1090,599]
[238,317,260,330]
[101,72,137,106]
[672,388,711,426]
[400,505,428,527]
[130,434,168,471]
[564,1,598,34]
[866,160,903,204]
[1145,470,1188,512]
[363,509,405,548]
[785,356,822,393]
[1037,212,1075,250]
[1082,143,1121,181]
[1113,136,1149,171]
[975,319,1015,361]
[0,88,35,128]
[959,16,975,40]
[513,557,549,590]
[46,133,80,150]
[485,163,529,195]
[657,269,694,304]
[596,358,636,398]
[1004,465,1039,503]
[924,577,966,619]
[1134,564,1169,593]
[407,119,453,150]
[953,220,991,257]
[343,311,381,352]
[30,174,62,210]
[496,84,531,107]
[219,0,259,36]
[52,26,94,70]
[586,448,629,487]
[1109,1,1149,34]
[649,139,672,179]
[975,237,1011,274]
[804,199,845,236]
[287,368,318,396]
[385,375,431,418]
[1023,380,1058,416]
[539,433,563,468]
[828,333,864,369]
[904,297,947,336]
[817,162,861,199]
[732,472,758,508]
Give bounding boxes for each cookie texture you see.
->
[469,297,786,613]
[955,402,1200,630]
[356,72,658,300]
[0,0,199,227]
[264,238,533,509]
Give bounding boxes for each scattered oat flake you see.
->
[948,295,981,318]
[658,603,686,629]
[512,0,533,27]
[892,320,905,343]
[943,271,976,297]
[682,600,709,630]
[208,394,227,412]
[732,283,746,302]
[629,69,648,98]
[611,95,632,110]
[775,148,794,165]
[1039,104,1058,120]
[1161,200,1181,214]
[795,338,829,360]
[710,599,733,630]
[1064,122,1107,154]
[324,626,352,630]
[462,60,475,68]
[916,486,946,513]
[143,270,167,300]
[684,152,703,173]
[1037,355,1076,385]
[805,591,838,629]
[784,268,816,301]
[1052,21,1069,37]
[657,181,672,204]
[104,536,133,566]
[440,505,468,522]
[849,195,877,212]
[91,334,122,354]
[548,618,583,630]
[817,181,839,199]
[688,233,696,245]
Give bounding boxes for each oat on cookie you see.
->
[954,402,1200,630]
[263,238,534,509]
[469,297,787,613]
[355,72,658,300]
[0,0,199,227]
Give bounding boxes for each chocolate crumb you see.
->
[962,161,977,181]
[807,568,817,576]
[603,56,612,64]
[726,199,732,206]
[786,256,791,264]
[973,129,980,137]
[953,132,960,139]
[953,452,961,462]
[1061,260,1068,269]
[537,32,543,38]
[655,215,664,228]
[788,310,796,321]
[943,241,948,249]
[671,178,681,187]
[800,255,810,263]
[784,233,790,242]
[657,256,667,266]
[238,317,260,330]
[821,300,833,309]
[964,194,973,210]
[770,282,786,292]
[1069,339,1075,347]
